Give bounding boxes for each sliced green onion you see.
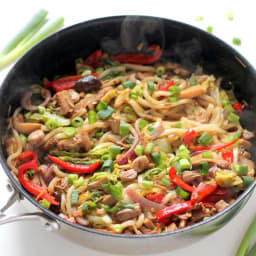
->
[45,119,58,130]
[206,26,213,33]
[40,199,50,209]
[26,169,35,179]
[141,180,153,189]
[96,67,104,74]
[122,80,135,89]
[71,190,79,206]
[147,81,155,94]
[101,154,112,161]
[88,110,97,124]
[176,186,190,200]
[108,182,123,201]
[201,151,213,159]
[38,106,46,114]
[71,116,84,127]
[81,69,92,77]
[63,127,76,138]
[232,164,248,176]
[119,123,130,136]
[174,121,182,128]
[139,119,149,130]
[151,152,160,165]
[232,37,241,46]
[189,77,197,86]
[145,142,154,154]
[198,132,212,146]
[112,224,123,233]
[179,158,191,170]
[73,177,85,187]
[124,106,135,120]
[226,11,234,21]
[195,16,204,21]
[67,174,78,185]
[97,106,114,120]
[95,130,104,138]
[102,159,114,172]
[134,145,144,156]
[242,176,254,189]
[156,66,166,76]
[224,104,234,113]
[129,92,139,100]
[168,85,181,95]
[173,161,182,176]
[168,96,178,103]
[199,161,209,176]
[82,201,97,215]
[147,126,154,132]
[20,134,27,143]
[228,112,240,123]
[160,177,171,187]
[96,101,108,112]
[109,145,121,159]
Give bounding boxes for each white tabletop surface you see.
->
[0,0,256,255]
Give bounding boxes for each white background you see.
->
[0,0,256,255]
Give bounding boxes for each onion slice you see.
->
[126,187,164,211]
[151,124,164,140]
[118,125,140,165]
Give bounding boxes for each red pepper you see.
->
[202,201,215,208]
[156,201,194,223]
[191,182,218,203]
[210,138,239,151]
[169,167,195,193]
[145,192,164,203]
[111,44,162,64]
[184,129,198,148]
[84,50,102,68]
[232,102,242,113]
[18,152,59,205]
[204,187,231,202]
[43,75,82,92]
[91,72,99,77]
[158,80,174,91]
[48,155,101,174]
[221,151,234,162]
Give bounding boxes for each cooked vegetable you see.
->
[232,37,242,46]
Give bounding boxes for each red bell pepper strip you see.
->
[84,50,102,68]
[204,187,231,202]
[19,150,38,163]
[43,75,83,92]
[221,151,234,162]
[232,102,242,112]
[48,155,101,174]
[111,44,162,65]
[145,192,164,203]
[158,80,174,91]
[184,129,198,148]
[209,138,239,151]
[18,152,59,205]
[91,72,99,77]
[169,167,195,193]
[191,182,218,203]
[156,200,194,223]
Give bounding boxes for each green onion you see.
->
[176,186,190,200]
[145,142,154,154]
[81,69,92,77]
[141,180,153,189]
[124,106,135,120]
[156,66,166,76]
[20,134,27,143]
[122,80,135,89]
[160,177,171,187]
[112,224,123,233]
[168,85,181,95]
[226,11,234,20]
[242,176,254,189]
[40,199,50,209]
[119,123,130,136]
[97,106,114,120]
[201,151,213,159]
[101,58,118,67]
[45,119,58,130]
[67,174,78,185]
[109,145,121,159]
[38,106,46,114]
[63,127,76,138]
[108,182,123,200]
[95,130,104,138]
[179,158,191,170]
[26,169,35,179]
[71,190,79,206]
[199,161,209,176]
[82,201,97,215]
[71,116,84,127]
[235,215,256,256]
[195,16,204,21]
[101,154,112,161]
[96,101,108,112]
[189,77,197,86]
[206,26,213,33]
[168,96,178,103]
[134,145,144,156]
[224,104,234,113]
[73,177,85,187]
[173,161,182,176]
[147,81,155,94]
[151,152,161,165]
[102,159,114,172]
[247,242,256,256]
[232,37,242,46]
[228,112,240,123]
[129,92,139,100]
[139,119,149,130]
[0,10,64,70]
[198,132,212,146]
[174,121,182,128]
[88,110,97,124]
[143,168,162,181]
[96,67,104,74]
[232,164,248,176]
[147,126,154,132]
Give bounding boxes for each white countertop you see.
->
[0,1,256,255]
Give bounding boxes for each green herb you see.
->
[88,110,97,124]
[129,92,139,100]
[201,151,213,159]
[179,158,191,170]
[96,101,108,112]
[206,26,213,33]
[82,201,97,215]
[95,130,104,138]
[109,145,121,159]
[107,182,123,200]
[71,190,79,206]
[232,37,242,46]
[102,159,114,172]
[226,11,234,20]
[147,81,155,94]
[40,199,50,209]
[168,85,181,95]
[134,144,144,156]
[102,71,123,81]
[119,123,130,136]
[232,164,248,176]
[26,169,35,179]
[122,80,135,89]
[82,69,92,77]
[160,177,171,187]
[141,180,153,189]
[199,161,209,176]
[143,168,162,181]
[101,58,117,67]
[97,106,114,120]
[63,127,77,138]
[176,186,190,200]
[71,116,84,128]
[174,121,182,128]
[168,96,178,103]
[0,9,64,70]
[73,177,85,187]
[124,106,135,120]
[195,16,204,21]
[139,119,149,130]
[96,67,104,74]
[189,77,197,86]
[151,152,161,165]
[67,174,78,185]
[228,112,240,123]
[145,142,154,154]
[198,132,212,146]
[45,119,58,130]
[156,66,166,76]
[19,134,27,143]
[147,126,154,132]
[242,176,254,189]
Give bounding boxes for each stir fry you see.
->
[4,45,255,234]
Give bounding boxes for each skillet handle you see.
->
[0,181,60,231]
